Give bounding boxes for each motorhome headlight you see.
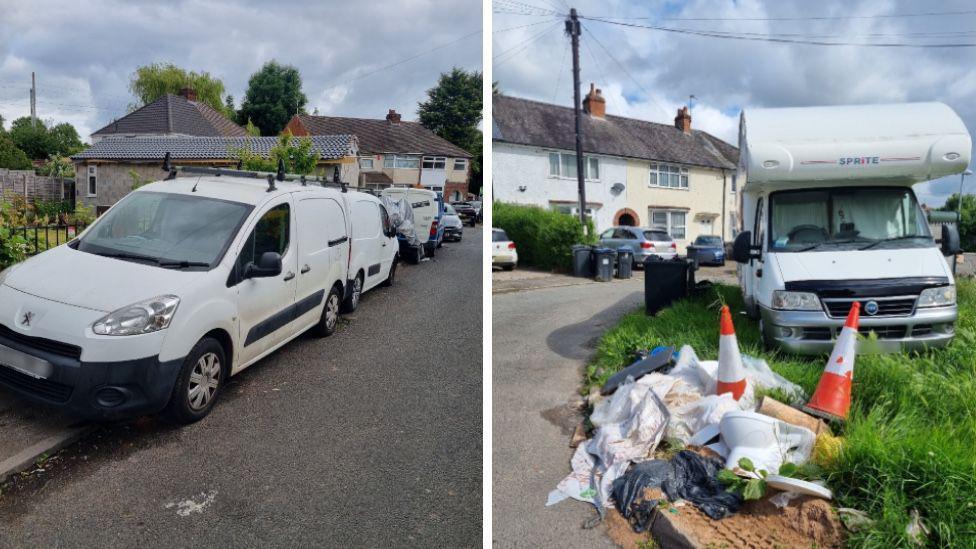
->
[92,295,180,336]
[917,285,955,308]
[771,291,821,311]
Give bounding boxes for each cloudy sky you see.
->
[0,0,481,140]
[493,0,976,206]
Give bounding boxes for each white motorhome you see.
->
[733,102,971,354]
[0,173,396,423]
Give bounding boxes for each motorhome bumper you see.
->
[0,330,182,420]
[760,305,957,354]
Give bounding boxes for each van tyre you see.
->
[382,256,398,287]
[341,273,363,313]
[312,285,342,337]
[163,337,226,424]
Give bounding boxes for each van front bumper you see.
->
[760,305,957,355]
[0,328,183,421]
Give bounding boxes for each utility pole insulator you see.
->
[567,8,587,232]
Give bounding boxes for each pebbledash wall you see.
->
[492,142,629,231]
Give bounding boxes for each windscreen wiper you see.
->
[98,251,162,265]
[859,235,926,250]
[158,259,211,269]
[793,239,857,252]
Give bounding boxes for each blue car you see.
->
[688,235,725,266]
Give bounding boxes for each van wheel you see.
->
[382,256,398,287]
[312,285,342,337]
[341,273,363,313]
[162,337,226,424]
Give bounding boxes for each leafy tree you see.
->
[8,117,52,160]
[0,113,5,133]
[225,95,235,113]
[940,193,976,251]
[237,61,307,136]
[231,133,319,175]
[244,119,261,137]
[0,135,32,170]
[418,68,484,196]
[48,123,84,156]
[36,155,75,178]
[129,63,228,115]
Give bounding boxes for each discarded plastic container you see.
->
[593,247,615,282]
[616,247,633,279]
[644,256,691,314]
[571,245,594,277]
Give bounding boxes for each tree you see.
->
[0,135,32,170]
[225,95,235,113]
[237,61,307,136]
[418,68,484,196]
[129,63,229,115]
[9,117,52,160]
[231,133,319,175]
[48,123,84,156]
[940,193,976,251]
[244,119,261,137]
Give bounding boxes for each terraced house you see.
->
[492,87,740,253]
[285,109,473,200]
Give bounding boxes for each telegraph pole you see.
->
[30,72,37,128]
[566,9,587,231]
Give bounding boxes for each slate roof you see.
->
[92,94,247,137]
[292,114,471,158]
[492,95,738,170]
[72,135,356,161]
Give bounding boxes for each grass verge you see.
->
[584,280,976,547]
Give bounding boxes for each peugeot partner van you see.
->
[0,174,380,423]
[733,103,971,354]
[340,191,400,312]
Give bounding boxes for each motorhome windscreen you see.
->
[768,187,931,252]
[76,191,253,269]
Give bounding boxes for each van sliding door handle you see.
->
[283,271,295,281]
[301,264,311,274]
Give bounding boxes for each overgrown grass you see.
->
[585,281,976,547]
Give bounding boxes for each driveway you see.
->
[0,228,483,548]
[492,276,645,547]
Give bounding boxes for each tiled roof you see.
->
[72,135,356,161]
[293,114,471,158]
[493,95,738,170]
[92,94,247,137]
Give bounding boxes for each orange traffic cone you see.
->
[717,305,747,400]
[803,302,860,421]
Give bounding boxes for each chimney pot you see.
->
[180,87,197,102]
[674,106,692,134]
[582,82,606,119]
[386,109,402,124]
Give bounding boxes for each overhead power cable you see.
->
[493,22,561,65]
[588,8,976,22]
[581,24,670,119]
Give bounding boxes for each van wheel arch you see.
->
[201,328,234,374]
[341,271,364,313]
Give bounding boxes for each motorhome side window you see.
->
[238,204,290,271]
[768,187,930,252]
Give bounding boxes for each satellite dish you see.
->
[610,182,626,194]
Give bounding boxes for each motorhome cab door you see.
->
[742,195,765,316]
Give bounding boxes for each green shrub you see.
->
[493,201,595,271]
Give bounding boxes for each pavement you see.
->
[0,228,483,548]
[492,263,739,294]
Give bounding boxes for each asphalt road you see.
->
[0,228,483,548]
[492,277,645,547]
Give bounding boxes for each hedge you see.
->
[493,201,595,271]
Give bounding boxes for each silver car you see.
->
[598,226,678,267]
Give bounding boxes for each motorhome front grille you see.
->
[0,364,72,403]
[822,297,916,319]
[0,323,82,360]
[912,325,933,337]
[858,325,908,339]
[802,327,832,340]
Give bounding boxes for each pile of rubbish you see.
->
[549,303,863,541]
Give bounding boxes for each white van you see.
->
[0,174,384,423]
[340,191,399,312]
[380,187,444,260]
[733,103,971,354]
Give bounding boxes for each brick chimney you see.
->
[180,87,197,102]
[386,109,402,125]
[674,106,692,133]
[582,83,606,119]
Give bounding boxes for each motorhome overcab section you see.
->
[0,174,363,423]
[734,102,972,354]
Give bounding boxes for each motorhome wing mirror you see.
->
[245,252,283,279]
[732,231,755,263]
[941,224,961,257]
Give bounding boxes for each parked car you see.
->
[688,235,726,266]
[0,174,398,423]
[381,187,443,260]
[452,201,478,227]
[442,204,464,242]
[598,226,677,267]
[469,200,483,223]
[492,228,518,271]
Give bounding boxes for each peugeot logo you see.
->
[863,301,880,316]
[21,311,34,327]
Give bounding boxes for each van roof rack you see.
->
[160,152,348,192]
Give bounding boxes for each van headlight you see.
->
[771,291,821,311]
[92,295,180,336]
[917,285,955,308]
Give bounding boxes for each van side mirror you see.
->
[941,224,961,257]
[732,231,759,263]
[245,251,282,279]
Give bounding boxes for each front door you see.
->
[234,199,298,367]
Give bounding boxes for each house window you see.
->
[649,209,687,239]
[649,163,689,189]
[453,159,467,171]
[422,156,446,170]
[547,152,599,180]
[383,155,395,169]
[551,203,597,219]
[359,157,374,170]
[394,155,420,169]
[87,165,97,196]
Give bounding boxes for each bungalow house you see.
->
[285,110,473,200]
[71,135,359,214]
[90,88,248,143]
[492,87,739,253]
